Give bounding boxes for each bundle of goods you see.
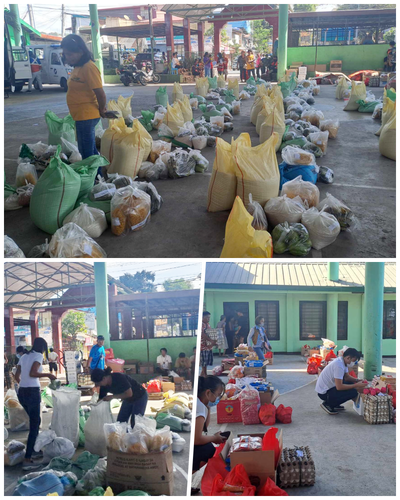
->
[229,436,263,454]
[278,446,315,488]
[4,236,25,258]
[48,223,107,258]
[271,222,312,257]
[363,394,393,424]
[4,440,26,466]
[146,379,162,393]
[206,328,226,348]
[307,355,323,374]
[5,389,29,432]
[229,365,245,379]
[239,385,260,425]
[111,185,151,236]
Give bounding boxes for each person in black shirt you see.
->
[91,367,148,428]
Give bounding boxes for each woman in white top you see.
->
[193,375,226,472]
[15,338,56,470]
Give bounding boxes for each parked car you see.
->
[30,44,72,91]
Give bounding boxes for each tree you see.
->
[61,311,87,341]
[250,20,272,54]
[205,24,229,51]
[163,278,192,291]
[383,27,396,43]
[335,4,395,9]
[119,271,156,293]
[232,42,241,59]
[292,4,317,12]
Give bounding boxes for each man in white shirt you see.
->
[315,347,367,415]
[48,348,58,376]
[156,348,172,376]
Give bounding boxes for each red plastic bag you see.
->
[210,464,256,496]
[348,370,357,378]
[262,427,280,468]
[258,478,288,496]
[276,404,293,424]
[259,404,276,425]
[265,352,273,359]
[307,354,323,366]
[325,350,337,362]
[307,361,318,374]
[146,379,162,393]
[201,455,228,496]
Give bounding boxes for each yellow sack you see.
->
[107,95,133,119]
[177,95,193,123]
[344,81,366,111]
[255,84,268,99]
[101,118,152,178]
[195,77,209,97]
[260,105,286,150]
[376,89,396,136]
[228,78,240,99]
[271,85,283,101]
[335,76,348,100]
[379,105,396,161]
[207,133,251,213]
[234,132,280,207]
[217,75,225,88]
[164,103,185,136]
[250,95,272,126]
[256,103,274,135]
[270,93,285,122]
[172,81,184,103]
[220,196,273,258]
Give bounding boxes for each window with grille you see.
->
[337,301,348,341]
[300,301,327,341]
[383,301,396,340]
[255,301,280,341]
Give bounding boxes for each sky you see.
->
[20,3,340,35]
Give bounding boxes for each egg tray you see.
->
[278,446,316,488]
[363,394,393,425]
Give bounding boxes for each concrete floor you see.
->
[201,355,396,496]
[4,83,395,258]
[4,391,190,496]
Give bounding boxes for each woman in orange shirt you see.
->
[61,35,108,159]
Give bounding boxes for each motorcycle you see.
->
[136,62,161,85]
[118,62,161,86]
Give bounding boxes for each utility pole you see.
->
[27,4,35,28]
[148,4,155,70]
[61,4,65,38]
[9,4,22,46]
[89,4,104,81]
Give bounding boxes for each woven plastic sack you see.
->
[51,387,80,447]
[176,95,193,123]
[335,76,349,100]
[344,81,366,111]
[207,135,247,212]
[49,222,107,258]
[16,162,37,187]
[227,78,240,99]
[357,99,381,113]
[30,146,81,234]
[234,133,280,207]
[84,401,114,457]
[220,196,273,258]
[71,155,109,199]
[45,110,76,147]
[260,105,286,151]
[376,89,396,136]
[63,203,107,239]
[195,77,209,97]
[163,103,185,136]
[172,82,184,103]
[108,95,133,119]
[256,104,274,135]
[208,76,217,89]
[251,95,271,126]
[259,404,276,425]
[156,86,169,107]
[379,107,396,161]
[217,75,225,88]
[264,195,305,227]
[281,175,320,207]
[301,206,340,250]
[101,118,152,178]
[34,430,75,464]
[247,193,268,231]
[111,185,151,236]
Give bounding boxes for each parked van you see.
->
[12,46,32,92]
[30,44,72,91]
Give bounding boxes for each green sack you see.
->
[89,487,105,496]
[156,86,169,107]
[44,451,100,480]
[387,88,396,102]
[215,103,232,113]
[190,93,206,104]
[279,81,291,99]
[243,85,257,94]
[256,78,267,86]
[41,387,53,408]
[198,104,207,113]
[78,408,86,447]
[71,155,109,199]
[45,110,76,147]
[75,195,111,223]
[356,99,381,113]
[30,146,81,234]
[141,110,155,124]
[289,73,297,92]
[279,137,308,152]
[117,491,150,496]
[138,118,152,132]
[19,144,35,160]
[202,110,223,122]
[155,412,183,431]
[208,76,217,89]
[246,76,256,86]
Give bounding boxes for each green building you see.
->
[204,263,396,356]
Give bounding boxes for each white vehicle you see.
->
[29,44,72,91]
[12,46,32,92]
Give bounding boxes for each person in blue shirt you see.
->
[27,50,43,92]
[88,335,106,372]
[247,316,272,361]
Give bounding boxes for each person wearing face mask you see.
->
[193,375,227,472]
[247,316,271,361]
[316,347,368,415]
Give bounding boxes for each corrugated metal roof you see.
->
[205,263,396,291]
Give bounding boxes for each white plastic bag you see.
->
[210,115,225,129]
[84,401,114,457]
[5,193,22,211]
[51,388,80,447]
[281,145,316,166]
[281,175,320,207]
[317,193,356,231]
[61,138,82,163]
[308,131,329,155]
[111,185,151,236]
[247,193,268,231]
[5,441,25,466]
[300,108,324,127]
[138,160,168,181]
[4,236,25,258]
[239,90,251,100]
[17,183,35,207]
[90,175,116,201]
[319,119,340,139]
[151,111,165,130]
[301,206,340,250]
[34,430,75,464]
[49,223,107,258]
[264,195,306,227]
[232,100,241,115]
[189,98,198,109]
[76,458,107,493]
[62,203,107,239]
[192,135,207,150]
[16,162,38,187]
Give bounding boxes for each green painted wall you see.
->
[110,336,197,363]
[287,43,389,73]
[205,289,395,356]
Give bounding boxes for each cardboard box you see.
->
[219,431,283,491]
[106,446,174,496]
[309,349,320,357]
[161,381,175,392]
[124,364,137,374]
[173,376,184,383]
[265,353,273,365]
[286,69,297,76]
[259,390,273,406]
[301,346,310,357]
[139,363,154,375]
[307,64,327,73]
[244,360,268,378]
[217,399,242,424]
